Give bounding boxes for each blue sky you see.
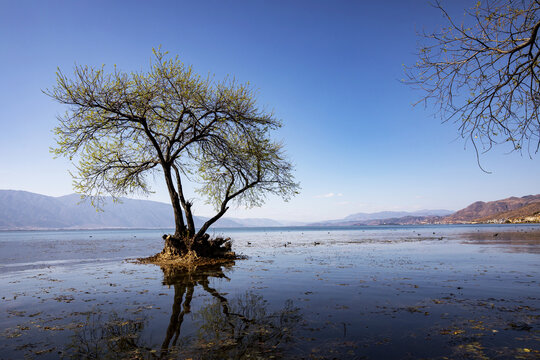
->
[1,0,539,222]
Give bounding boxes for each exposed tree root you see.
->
[135,234,245,268]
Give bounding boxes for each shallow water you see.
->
[0,225,539,359]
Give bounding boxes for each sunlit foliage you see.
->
[47,48,298,240]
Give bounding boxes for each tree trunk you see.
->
[172,165,196,238]
[196,206,229,240]
[183,203,196,238]
[160,165,234,259]
[163,166,186,237]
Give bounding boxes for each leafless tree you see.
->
[405,0,540,168]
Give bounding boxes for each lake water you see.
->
[0,225,538,359]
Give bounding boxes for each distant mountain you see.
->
[343,210,453,222]
[4,190,538,230]
[311,195,540,226]
[477,201,540,223]
[310,209,453,226]
[443,194,540,223]
[0,190,294,230]
[226,218,284,227]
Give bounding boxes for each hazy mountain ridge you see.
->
[343,210,453,222]
[310,210,452,226]
[0,190,292,230]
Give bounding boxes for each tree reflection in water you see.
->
[160,262,302,359]
[65,263,301,359]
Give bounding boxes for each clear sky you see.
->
[1,0,539,222]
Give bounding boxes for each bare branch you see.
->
[405,0,540,164]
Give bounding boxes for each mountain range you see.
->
[309,210,453,226]
[0,190,285,230]
[1,190,539,230]
[311,194,540,226]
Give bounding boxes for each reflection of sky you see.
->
[0,226,538,358]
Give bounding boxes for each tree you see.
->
[405,0,540,166]
[47,49,298,257]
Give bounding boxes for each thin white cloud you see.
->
[315,192,335,198]
[315,192,344,198]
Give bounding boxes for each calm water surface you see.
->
[0,225,538,359]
